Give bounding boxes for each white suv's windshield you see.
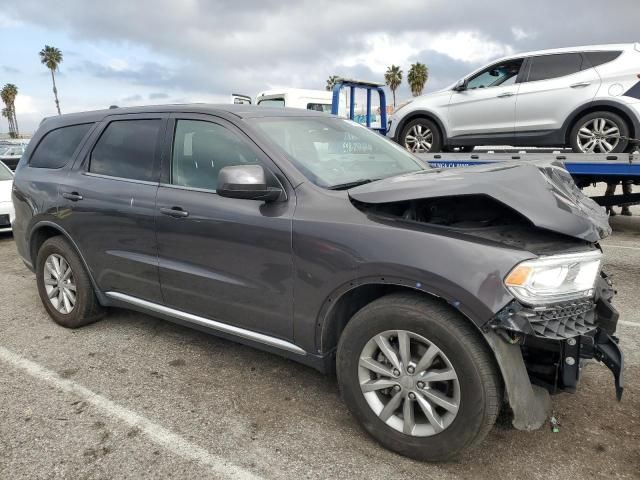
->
[251,117,425,189]
[0,161,13,180]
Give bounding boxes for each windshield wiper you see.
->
[327,178,379,190]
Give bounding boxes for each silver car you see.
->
[0,145,26,170]
[389,43,640,153]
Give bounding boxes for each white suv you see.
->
[388,43,640,153]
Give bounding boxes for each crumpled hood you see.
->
[349,160,611,242]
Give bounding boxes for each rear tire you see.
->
[337,293,501,462]
[570,111,629,153]
[36,236,104,328]
[400,118,443,153]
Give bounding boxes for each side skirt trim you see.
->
[105,291,307,356]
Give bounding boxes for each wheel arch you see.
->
[28,221,106,304]
[394,110,449,145]
[316,277,488,356]
[563,100,639,145]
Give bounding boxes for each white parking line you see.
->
[0,346,264,480]
[602,244,640,252]
[619,320,640,328]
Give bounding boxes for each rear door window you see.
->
[30,123,93,169]
[526,53,584,82]
[89,119,162,182]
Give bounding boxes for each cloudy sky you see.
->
[0,0,638,134]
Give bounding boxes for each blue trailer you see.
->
[330,78,388,134]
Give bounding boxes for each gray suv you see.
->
[12,105,624,461]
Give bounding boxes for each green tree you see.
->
[325,75,340,91]
[1,84,18,138]
[39,45,63,115]
[384,65,402,108]
[407,62,429,97]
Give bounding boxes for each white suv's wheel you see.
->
[400,118,443,153]
[570,111,629,153]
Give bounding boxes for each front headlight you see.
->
[504,250,602,305]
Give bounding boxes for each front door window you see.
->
[466,59,524,89]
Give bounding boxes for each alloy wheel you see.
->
[576,118,621,153]
[404,124,433,153]
[358,329,460,436]
[43,253,77,314]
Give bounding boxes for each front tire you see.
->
[36,236,104,328]
[570,111,629,153]
[337,293,501,462]
[400,118,443,153]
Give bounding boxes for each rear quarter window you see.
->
[583,51,623,68]
[29,123,93,169]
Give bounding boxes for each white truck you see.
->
[231,88,348,115]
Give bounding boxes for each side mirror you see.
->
[217,164,282,202]
[453,79,468,91]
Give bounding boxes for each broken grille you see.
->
[528,300,596,340]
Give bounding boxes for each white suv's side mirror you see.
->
[454,79,468,91]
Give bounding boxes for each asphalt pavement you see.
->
[0,206,638,479]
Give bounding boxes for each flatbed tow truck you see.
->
[330,78,640,207]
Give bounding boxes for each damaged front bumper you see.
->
[487,271,624,423]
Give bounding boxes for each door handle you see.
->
[62,191,83,201]
[160,206,189,218]
[570,82,591,88]
[497,92,514,98]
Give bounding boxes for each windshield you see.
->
[250,117,425,188]
[0,161,13,180]
[258,98,285,107]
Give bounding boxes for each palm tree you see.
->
[384,65,402,108]
[408,62,429,97]
[325,75,340,91]
[4,83,18,136]
[1,85,16,138]
[1,108,14,138]
[39,45,63,115]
